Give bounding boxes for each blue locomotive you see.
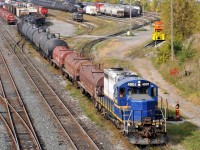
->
[96,68,167,145]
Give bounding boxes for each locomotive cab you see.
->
[103,67,167,145]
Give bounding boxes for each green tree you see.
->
[161,0,200,41]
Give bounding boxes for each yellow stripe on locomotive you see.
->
[152,21,165,41]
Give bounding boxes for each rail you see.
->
[0,18,99,150]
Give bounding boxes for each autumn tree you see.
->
[161,0,200,41]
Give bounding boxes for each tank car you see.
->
[123,5,141,17]
[17,20,68,59]
[152,21,165,41]
[0,7,16,25]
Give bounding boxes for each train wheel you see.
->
[102,108,108,119]
[93,99,98,108]
[80,87,85,94]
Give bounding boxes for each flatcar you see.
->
[0,7,16,25]
[17,19,167,146]
[152,21,165,41]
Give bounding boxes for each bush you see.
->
[156,42,171,64]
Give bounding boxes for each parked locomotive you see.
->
[17,19,167,145]
[22,12,45,25]
[0,7,16,25]
[152,21,165,41]
[72,12,83,22]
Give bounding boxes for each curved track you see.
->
[0,19,99,150]
[80,18,157,58]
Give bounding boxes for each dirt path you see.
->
[97,25,200,128]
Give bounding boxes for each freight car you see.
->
[152,21,165,41]
[30,0,77,13]
[99,5,124,17]
[22,12,45,26]
[17,20,68,59]
[17,19,167,145]
[35,5,48,16]
[0,7,16,25]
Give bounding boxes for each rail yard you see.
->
[0,0,200,150]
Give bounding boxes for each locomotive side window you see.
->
[119,88,125,98]
[151,87,157,97]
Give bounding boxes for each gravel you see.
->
[0,20,134,149]
[0,124,8,150]
[0,27,73,149]
[46,18,75,37]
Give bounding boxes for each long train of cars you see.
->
[0,7,16,24]
[30,0,142,18]
[16,17,167,145]
[3,1,48,17]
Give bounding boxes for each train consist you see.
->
[16,17,167,145]
[30,0,142,18]
[30,0,77,13]
[152,21,165,41]
[0,7,16,24]
[3,1,48,17]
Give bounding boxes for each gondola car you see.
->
[152,21,165,41]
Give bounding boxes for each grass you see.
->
[48,9,129,36]
[167,122,200,150]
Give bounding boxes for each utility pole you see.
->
[129,0,132,34]
[143,1,144,26]
[171,0,174,61]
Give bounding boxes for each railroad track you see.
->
[0,96,18,149]
[144,40,164,48]
[80,17,157,58]
[0,19,99,150]
[0,46,41,149]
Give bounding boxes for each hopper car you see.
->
[17,19,167,145]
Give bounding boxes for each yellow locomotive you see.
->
[152,21,165,41]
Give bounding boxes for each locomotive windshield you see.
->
[128,87,152,100]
